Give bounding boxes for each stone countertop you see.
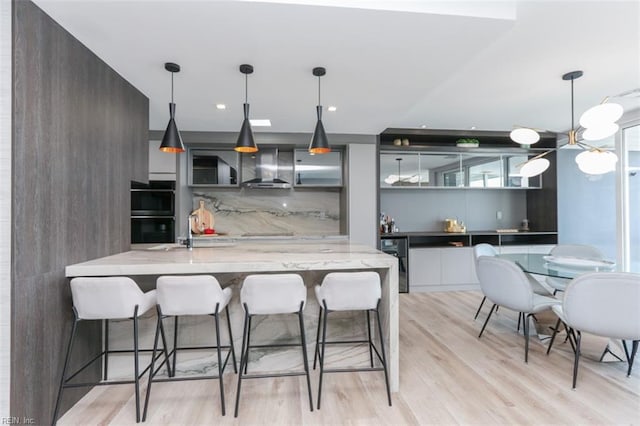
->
[68,239,396,277]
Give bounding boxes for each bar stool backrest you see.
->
[70,276,150,320]
[563,272,640,340]
[317,271,381,311]
[157,275,228,316]
[241,274,306,315]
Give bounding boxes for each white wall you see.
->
[0,0,11,416]
[348,143,377,247]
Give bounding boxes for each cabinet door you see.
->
[149,140,177,180]
[188,149,239,187]
[294,149,342,186]
[441,247,475,285]
[409,248,441,287]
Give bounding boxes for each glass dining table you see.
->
[498,252,621,362]
[498,252,616,279]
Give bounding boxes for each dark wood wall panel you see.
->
[12,1,149,422]
[527,151,558,232]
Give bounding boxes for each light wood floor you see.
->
[58,291,640,425]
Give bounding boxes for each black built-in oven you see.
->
[131,181,175,244]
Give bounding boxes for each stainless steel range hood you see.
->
[242,148,292,189]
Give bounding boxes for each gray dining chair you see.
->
[476,256,560,362]
[473,243,498,319]
[546,272,640,388]
[473,244,553,321]
[546,244,605,294]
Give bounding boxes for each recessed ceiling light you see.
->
[250,119,271,127]
[328,106,337,112]
[216,104,226,110]
[470,126,477,130]
[420,124,427,128]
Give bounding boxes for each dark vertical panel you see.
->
[527,151,558,232]
[11,1,149,423]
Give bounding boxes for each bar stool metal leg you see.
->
[172,316,179,376]
[213,304,226,416]
[234,307,251,418]
[225,305,238,373]
[104,319,109,381]
[366,310,374,368]
[317,302,329,410]
[52,309,79,426]
[297,302,314,412]
[374,303,392,407]
[313,308,322,370]
[244,316,252,375]
[142,308,163,422]
[132,306,141,422]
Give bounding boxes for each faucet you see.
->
[186,214,196,250]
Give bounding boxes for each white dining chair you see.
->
[476,257,561,362]
[546,244,605,294]
[473,243,498,319]
[546,272,640,388]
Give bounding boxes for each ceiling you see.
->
[32,0,640,137]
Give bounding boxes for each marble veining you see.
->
[191,189,340,236]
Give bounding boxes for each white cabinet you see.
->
[408,244,555,292]
[409,248,441,287]
[441,248,475,285]
[409,247,477,292]
[149,140,177,181]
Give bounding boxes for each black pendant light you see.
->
[235,64,258,153]
[159,62,185,153]
[309,67,331,154]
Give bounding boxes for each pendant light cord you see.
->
[171,71,174,104]
[317,75,321,106]
[245,73,248,104]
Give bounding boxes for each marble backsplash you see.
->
[191,188,341,236]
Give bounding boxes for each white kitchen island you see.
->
[65,239,400,391]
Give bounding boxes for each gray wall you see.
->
[348,143,377,247]
[12,1,148,422]
[380,189,528,232]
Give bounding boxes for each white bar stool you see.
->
[142,275,237,419]
[313,271,392,409]
[233,273,314,417]
[52,277,171,424]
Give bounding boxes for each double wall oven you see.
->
[131,181,175,244]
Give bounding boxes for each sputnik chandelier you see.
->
[510,70,623,177]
